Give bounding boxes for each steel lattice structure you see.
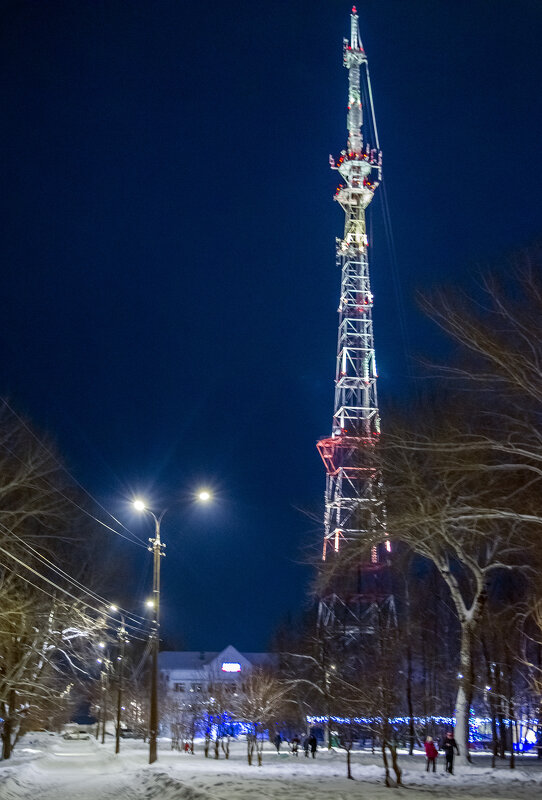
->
[317,7,393,635]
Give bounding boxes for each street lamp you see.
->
[133,490,211,764]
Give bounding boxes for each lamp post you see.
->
[133,491,211,764]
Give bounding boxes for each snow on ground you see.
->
[1,734,542,800]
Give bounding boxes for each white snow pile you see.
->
[138,772,214,800]
[401,764,542,788]
[0,770,33,800]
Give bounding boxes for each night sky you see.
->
[1,0,542,651]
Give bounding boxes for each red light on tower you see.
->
[352,6,357,14]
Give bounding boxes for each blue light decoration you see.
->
[305,713,540,750]
[198,711,259,740]
[306,714,458,726]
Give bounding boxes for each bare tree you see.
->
[199,673,235,759]
[393,425,537,762]
[232,669,290,766]
[0,406,124,759]
[161,687,199,752]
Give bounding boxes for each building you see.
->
[159,645,276,696]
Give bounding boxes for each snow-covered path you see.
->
[0,738,140,800]
[1,735,542,800]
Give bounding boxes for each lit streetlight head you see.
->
[109,604,118,612]
[133,499,146,512]
[145,599,155,609]
[197,490,211,502]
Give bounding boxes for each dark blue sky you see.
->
[1,0,541,650]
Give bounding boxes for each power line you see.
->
[379,178,413,378]
[2,522,149,628]
[362,56,412,378]
[0,398,146,548]
[0,541,151,641]
[0,560,149,647]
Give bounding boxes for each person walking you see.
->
[309,733,318,758]
[291,736,299,756]
[443,731,460,774]
[424,736,438,772]
[274,733,282,753]
[303,736,310,757]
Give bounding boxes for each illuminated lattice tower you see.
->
[317,7,393,636]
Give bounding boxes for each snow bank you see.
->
[0,770,36,800]
[139,772,214,800]
[400,764,542,789]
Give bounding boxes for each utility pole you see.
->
[148,510,165,765]
[132,491,211,764]
[100,666,108,744]
[113,612,127,755]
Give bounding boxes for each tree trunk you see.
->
[454,624,473,767]
[1,690,16,760]
[404,558,415,757]
[381,743,391,787]
[406,643,415,756]
[389,742,402,786]
[506,651,516,769]
[346,746,353,779]
[497,703,507,759]
[493,663,506,759]
[490,700,498,768]
[481,637,498,768]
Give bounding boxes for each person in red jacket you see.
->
[424,736,438,772]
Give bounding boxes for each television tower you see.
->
[317,7,392,636]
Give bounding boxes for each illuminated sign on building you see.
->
[221,662,241,672]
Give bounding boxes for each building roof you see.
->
[158,645,277,673]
